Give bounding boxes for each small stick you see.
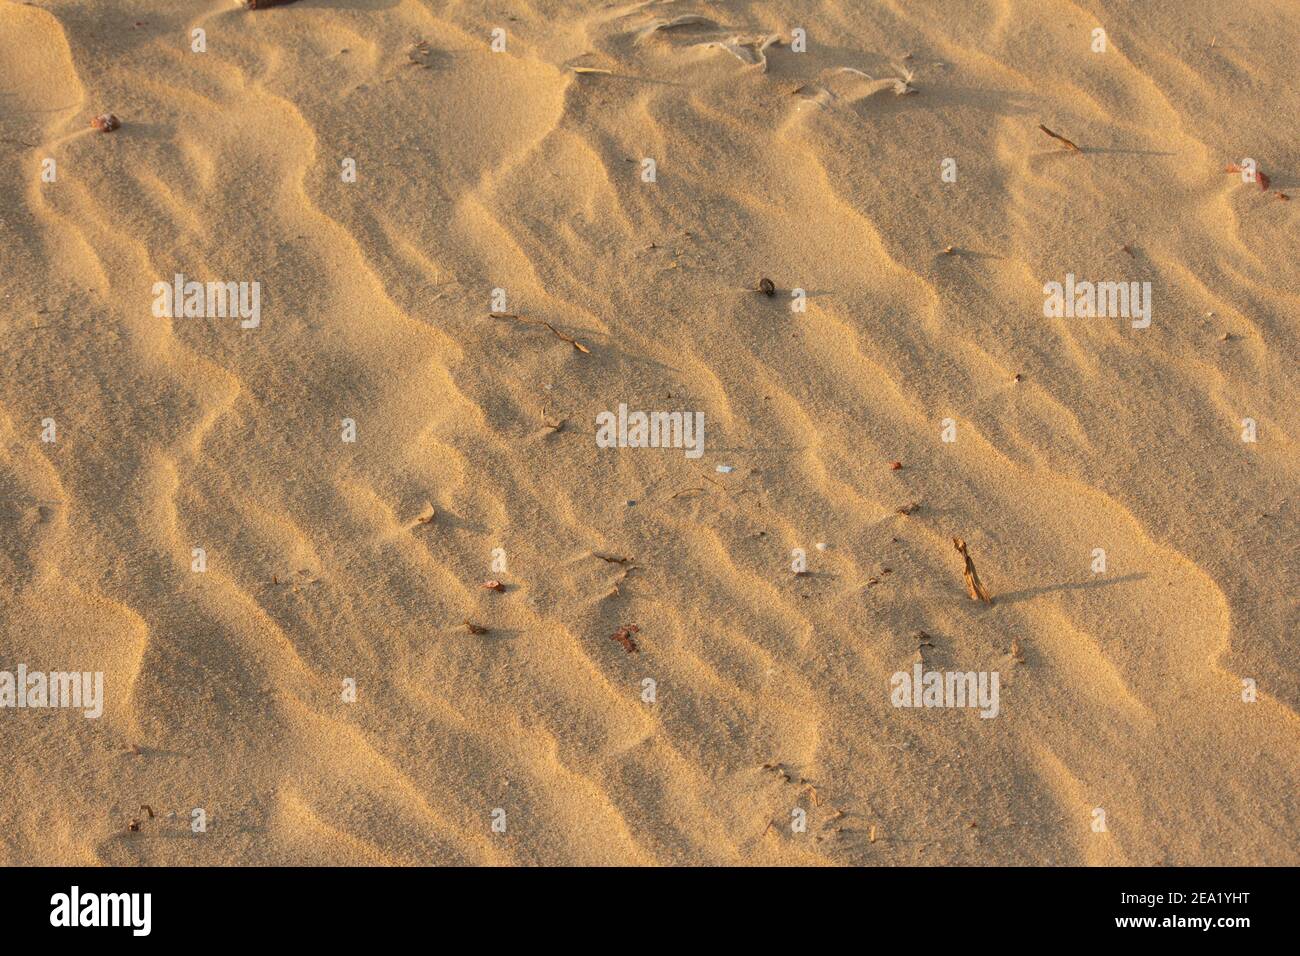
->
[669,486,706,499]
[952,538,992,603]
[489,313,590,353]
[1037,124,1081,152]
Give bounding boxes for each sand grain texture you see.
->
[0,0,1296,865]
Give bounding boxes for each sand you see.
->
[0,0,1296,866]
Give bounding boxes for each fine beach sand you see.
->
[0,0,1296,865]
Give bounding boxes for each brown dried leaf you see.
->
[952,537,993,603]
[610,624,639,653]
[1037,123,1081,152]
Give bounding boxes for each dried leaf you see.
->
[481,580,505,592]
[464,620,489,635]
[610,624,640,653]
[90,113,120,132]
[1037,123,1081,152]
[952,537,993,603]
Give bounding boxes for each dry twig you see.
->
[489,313,590,353]
[952,537,992,603]
[1037,124,1081,152]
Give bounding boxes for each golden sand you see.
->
[0,0,1296,865]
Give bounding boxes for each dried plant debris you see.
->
[244,0,301,8]
[464,620,489,635]
[704,34,781,70]
[832,65,917,96]
[761,762,792,782]
[952,537,993,603]
[1224,163,1271,192]
[481,580,505,592]
[593,553,633,565]
[406,40,436,68]
[489,312,590,353]
[896,502,921,515]
[610,624,640,653]
[90,113,120,133]
[1037,123,1082,152]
